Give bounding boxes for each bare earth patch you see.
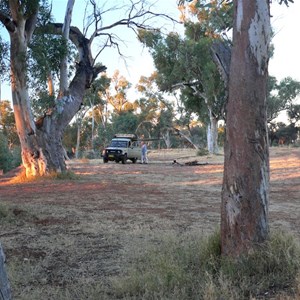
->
[0,147,299,298]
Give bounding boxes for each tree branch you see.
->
[0,11,16,32]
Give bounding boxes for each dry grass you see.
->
[0,147,299,299]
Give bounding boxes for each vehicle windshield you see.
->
[110,140,128,148]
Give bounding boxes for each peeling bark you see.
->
[221,0,270,257]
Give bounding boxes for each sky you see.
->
[1,0,300,112]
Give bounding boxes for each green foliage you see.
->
[11,146,22,168]
[288,104,300,123]
[29,34,68,83]
[271,122,299,145]
[0,132,13,173]
[139,22,227,132]
[0,100,19,147]
[110,111,139,134]
[197,148,209,156]
[111,230,300,300]
[267,76,300,122]
[63,123,77,154]
[0,36,9,81]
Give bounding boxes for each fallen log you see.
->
[185,160,208,166]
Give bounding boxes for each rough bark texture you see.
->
[221,0,271,256]
[0,244,11,300]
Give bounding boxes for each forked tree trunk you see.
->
[221,0,271,256]
[10,27,86,175]
[4,2,105,176]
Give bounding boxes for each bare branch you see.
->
[172,81,208,102]
[84,0,179,60]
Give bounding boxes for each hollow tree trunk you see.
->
[221,0,271,256]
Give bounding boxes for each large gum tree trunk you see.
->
[221,0,271,256]
[4,2,105,176]
[9,16,69,176]
[9,10,46,177]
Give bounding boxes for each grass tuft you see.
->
[197,148,209,156]
[50,170,80,180]
[110,230,300,300]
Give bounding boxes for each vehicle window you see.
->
[110,141,128,147]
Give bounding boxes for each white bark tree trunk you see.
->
[75,116,81,159]
[163,130,171,149]
[207,108,219,154]
[221,0,271,257]
[59,0,75,96]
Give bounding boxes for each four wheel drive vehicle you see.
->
[101,134,141,164]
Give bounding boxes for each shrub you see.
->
[11,146,22,168]
[197,148,209,156]
[0,132,13,172]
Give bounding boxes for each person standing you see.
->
[141,142,148,164]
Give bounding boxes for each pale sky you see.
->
[269,1,300,82]
[1,0,300,107]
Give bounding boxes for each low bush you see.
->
[0,133,13,173]
[197,148,209,156]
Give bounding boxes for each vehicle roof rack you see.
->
[114,133,138,140]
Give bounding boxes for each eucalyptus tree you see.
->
[175,0,295,257]
[106,70,134,115]
[135,73,179,148]
[220,0,272,256]
[288,104,300,124]
[139,1,231,154]
[0,0,176,177]
[267,76,300,123]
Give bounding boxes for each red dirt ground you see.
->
[0,147,299,298]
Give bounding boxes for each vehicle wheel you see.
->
[103,157,108,163]
[122,154,127,164]
[131,158,137,163]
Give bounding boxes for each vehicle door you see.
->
[130,141,141,158]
